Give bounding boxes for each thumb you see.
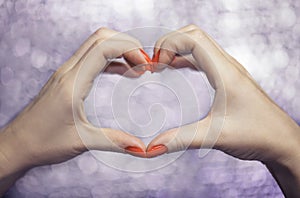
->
[81,126,147,158]
[147,117,211,158]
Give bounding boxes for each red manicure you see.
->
[125,146,144,153]
[139,49,153,72]
[151,50,161,72]
[146,144,168,158]
[140,49,152,63]
[151,49,160,63]
[125,146,146,158]
[148,145,165,152]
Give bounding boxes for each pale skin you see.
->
[0,25,299,197]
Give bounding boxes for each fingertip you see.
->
[153,47,160,58]
[125,146,147,158]
[151,49,161,72]
[152,49,160,63]
[124,49,154,74]
[139,49,154,72]
[124,49,148,66]
[101,128,147,152]
[139,49,151,63]
[124,136,147,158]
[156,49,175,70]
[146,144,168,158]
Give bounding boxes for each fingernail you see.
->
[140,49,151,63]
[125,146,146,158]
[125,146,144,153]
[151,50,160,73]
[151,49,160,63]
[147,144,168,158]
[148,144,165,152]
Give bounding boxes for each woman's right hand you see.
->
[147,25,300,197]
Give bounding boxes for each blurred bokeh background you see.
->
[0,0,299,197]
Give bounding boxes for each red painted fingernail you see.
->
[151,49,160,63]
[140,49,151,63]
[148,145,164,152]
[147,144,168,158]
[125,146,146,158]
[125,146,144,153]
[151,50,161,72]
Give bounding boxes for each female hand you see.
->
[147,25,300,197]
[0,27,150,189]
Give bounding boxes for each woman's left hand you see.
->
[0,28,149,179]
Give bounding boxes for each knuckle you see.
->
[123,40,137,50]
[162,36,175,49]
[56,74,74,104]
[190,29,205,38]
[155,34,171,48]
[174,135,185,151]
[187,24,198,29]
[133,39,142,47]
[94,27,109,36]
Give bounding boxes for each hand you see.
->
[146,25,300,196]
[0,28,151,177]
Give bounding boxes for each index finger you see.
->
[157,28,238,89]
[72,38,146,99]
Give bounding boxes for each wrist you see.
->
[0,123,34,178]
[265,155,300,197]
[273,121,300,170]
[264,119,300,197]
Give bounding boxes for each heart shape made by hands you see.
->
[106,48,199,158]
[118,49,166,158]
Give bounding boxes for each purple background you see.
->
[0,0,299,197]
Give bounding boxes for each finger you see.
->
[204,33,251,76]
[152,54,198,72]
[147,118,211,158]
[70,28,143,66]
[57,28,149,78]
[169,55,198,70]
[109,34,151,70]
[123,48,151,71]
[82,127,147,158]
[38,28,123,95]
[55,28,120,76]
[152,25,199,71]
[153,24,198,55]
[157,29,237,89]
[72,39,146,98]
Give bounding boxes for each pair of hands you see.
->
[1,25,299,196]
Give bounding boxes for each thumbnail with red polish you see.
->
[140,49,153,72]
[147,144,168,158]
[125,146,144,153]
[125,146,146,158]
